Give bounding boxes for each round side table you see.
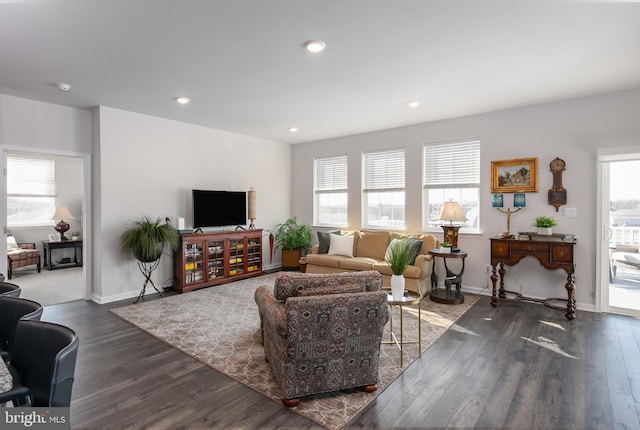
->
[428,249,468,305]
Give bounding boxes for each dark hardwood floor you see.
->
[40,293,640,429]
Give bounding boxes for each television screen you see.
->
[192,190,247,228]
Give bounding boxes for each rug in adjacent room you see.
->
[112,273,478,429]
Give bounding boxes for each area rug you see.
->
[112,274,478,429]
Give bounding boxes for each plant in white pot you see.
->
[386,239,419,300]
[533,216,558,236]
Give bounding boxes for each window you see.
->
[314,155,348,227]
[7,155,56,227]
[423,140,480,231]
[362,148,405,229]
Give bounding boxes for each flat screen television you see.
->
[192,190,247,228]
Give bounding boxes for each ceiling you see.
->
[1,1,639,145]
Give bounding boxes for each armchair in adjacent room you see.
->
[6,237,41,280]
[254,270,390,406]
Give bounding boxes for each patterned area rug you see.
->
[112,273,478,429]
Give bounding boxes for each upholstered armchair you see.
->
[254,270,390,406]
[7,242,41,280]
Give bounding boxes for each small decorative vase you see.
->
[391,274,405,300]
[537,227,552,236]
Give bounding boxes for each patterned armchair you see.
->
[254,270,390,406]
[7,242,41,280]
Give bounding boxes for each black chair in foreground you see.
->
[0,296,43,363]
[0,320,79,407]
[0,282,21,298]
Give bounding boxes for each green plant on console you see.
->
[386,239,419,276]
[441,242,451,248]
[533,216,558,228]
[121,216,180,263]
[274,217,312,251]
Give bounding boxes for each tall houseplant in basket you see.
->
[121,216,180,303]
[386,239,419,300]
[274,217,312,270]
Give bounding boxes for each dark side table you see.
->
[42,239,83,270]
[429,249,468,304]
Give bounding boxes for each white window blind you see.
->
[315,155,347,192]
[314,155,348,226]
[424,140,480,187]
[363,148,405,191]
[7,156,56,196]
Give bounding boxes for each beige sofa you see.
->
[304,230,439,297]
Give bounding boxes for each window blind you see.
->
[423,140,480,187]
[314,155,347,192]
[7,156,56,196]
[363,148,405,191]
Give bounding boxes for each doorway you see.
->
[599,150,640,317]
[2,148,90,306]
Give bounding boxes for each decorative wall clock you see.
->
[548,157,567,212]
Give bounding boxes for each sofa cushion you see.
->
[328,233,354,257]
[317,230,340,254]
[7,236,18,250]
[355,230,390,260]
[305,253,344,268]
[339,257,380,271]
[373,262,422,279]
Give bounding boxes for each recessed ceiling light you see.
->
[288,127,298,133]
[408,101,420,108]
[303,40,326,53]
[176,97,191,104]
[56,83,71,92]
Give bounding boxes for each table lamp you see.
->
[52,206,75,240]
[248,187,256,229]
[436,200,467,249]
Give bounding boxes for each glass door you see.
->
[600,153,640,316]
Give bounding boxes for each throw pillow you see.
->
[317,230,340,254]
[328,233,355,257]
[406,237,424,265]
[7,236,18,250]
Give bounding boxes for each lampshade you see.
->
[436,201,467,225]
[247,187,256,229]
[52,206,75,221]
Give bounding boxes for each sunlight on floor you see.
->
[539,320,566,330]
[521,335,578,359]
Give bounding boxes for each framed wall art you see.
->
[491,157,538,193]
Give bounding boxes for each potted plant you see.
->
[386,239,419,300]
[533,216,558,236]
[121,216,180,262]
[274,217,312,269]
[70,231,81,240]
[440,242,452,253]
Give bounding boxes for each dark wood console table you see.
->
[42,239,83,270]
[490,232,576,320]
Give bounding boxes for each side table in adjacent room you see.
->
[429,249,468,304]
[42,239,83,270]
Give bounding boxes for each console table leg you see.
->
[491,265,498,307]
[498,264,507,299]
[565,273,576,320]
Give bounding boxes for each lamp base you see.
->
[440,225,462,248]
[55,220,70,240]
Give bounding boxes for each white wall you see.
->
[95,106,291,302]
[291,88,640,311]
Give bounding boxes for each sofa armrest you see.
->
[254,285,287,337]
[412,254,433,279]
